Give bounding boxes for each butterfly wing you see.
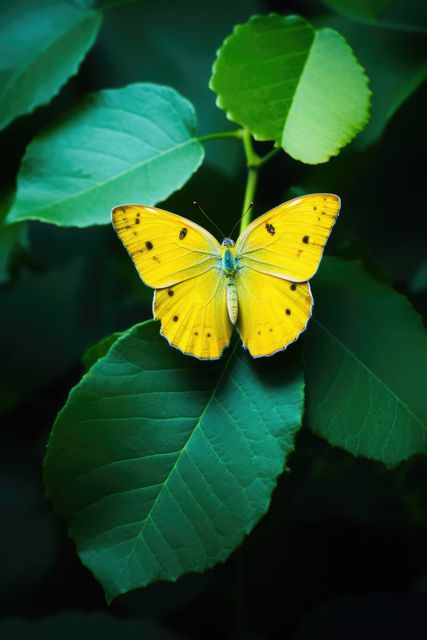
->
[113,204,231,359]
[235,194,340,282]
[112,205,221,288]
[153,269,232,360]
[236,269,312,357]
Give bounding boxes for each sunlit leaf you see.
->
[44,320,304,602]
[210,13,370,164]
[0,0,102,131]
[6,83,204,226]
[305,258,427,467]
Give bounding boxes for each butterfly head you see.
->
[221,238,235,247]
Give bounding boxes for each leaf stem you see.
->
[197,130,244,142]
[240,168,258,234]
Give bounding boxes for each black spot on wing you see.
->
[135,218,140,224]
[168,289,174,297]
[302,236,309,244]
[145,241,153,250]
[179,228,188,240]
[290,283,297,291]
[265,223,275,235]
[173,315,179,322]
[286,308,291,315]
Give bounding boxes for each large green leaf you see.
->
[6,83,204,226]
[44,320,304,602]
[304,258,427,467]
[0,0,102,131]
[210,13,370,164]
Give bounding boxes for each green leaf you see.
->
[0,613,184,639]
[304,258,427,467]
[44,320,304,602]
[0,0,102,131]
[210,13,371,164]
[0,190,26,285]
[6,83,204,227]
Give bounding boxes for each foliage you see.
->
[210,14,370,163]
[1,0,426,629]
[45,321,303,602]
[7,84,204,226]
[305,258,427,467]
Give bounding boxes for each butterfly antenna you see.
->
[193,201,225,240]
[228,201,254,240]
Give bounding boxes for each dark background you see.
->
[1,0,427,638]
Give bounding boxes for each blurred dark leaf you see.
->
[82,330,123,371]
[0,435,59,614]
[0,0,102,131]
[322,0,427,30]
[0,189,27,285]
[294,592,427,640]
[0,613,185,639]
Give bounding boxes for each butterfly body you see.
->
[112,194,340,360]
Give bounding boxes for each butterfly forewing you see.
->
[235,194,340,282]
[112,205,221,288]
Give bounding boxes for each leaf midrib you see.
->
[114,342,239,585]
[314,317,424,429]
[9,138,198,223]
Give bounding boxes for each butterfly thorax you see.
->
[221,243,237,276]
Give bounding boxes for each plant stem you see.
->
[239,129,275,234]
[199,127,279,234]
[240,168,258,234]
[197,130,243,142]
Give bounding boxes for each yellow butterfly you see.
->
[112,194,340,359]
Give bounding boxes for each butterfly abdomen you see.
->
[226,283,238,325]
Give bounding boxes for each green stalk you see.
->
[197,130,243,142]
[198,127,279,235]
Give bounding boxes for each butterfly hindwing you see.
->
[236,269,313,357]
[235,194,340,282]
[112,205,221,288]
[154,269,232,360]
